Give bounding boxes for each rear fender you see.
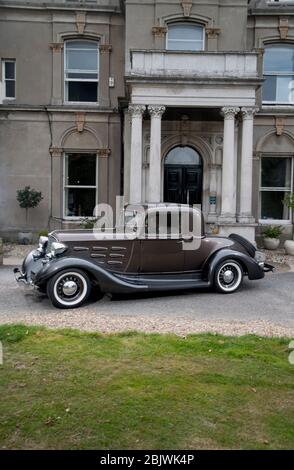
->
[202,249,264,282]
[34,258,148,294]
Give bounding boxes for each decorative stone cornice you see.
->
[205,27,221,39]
[152,26,167,38]
[275,116,285,136]
[181,0,192,17]
[100,44,112,53]
[221,107,240,120]
[76,112,86,133]
[97,148,111,158]
[148,105,166,118]
[241,107,258,120]
[76,11,86,34]
[50,147,63,157]
[279,17,289,40]
[128,104,146,117]
[49,43,63,52]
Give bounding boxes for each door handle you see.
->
[181,235,193,242]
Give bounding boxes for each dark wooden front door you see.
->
[164,165,202,205]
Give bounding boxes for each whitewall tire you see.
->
[47,269,91,309]
[214,260,243,294]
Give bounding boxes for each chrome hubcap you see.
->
[62,280,78,296]
[222,269,234,284]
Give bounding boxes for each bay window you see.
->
[166,23,204,51]
[64,40,99,103]
[64,153,97,218]
[260,156,293,221]
[263,45,294,104]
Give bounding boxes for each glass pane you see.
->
[276,76,294,102]
[65,153,96,186]
[66,41,97,50]
[66,49,98,71]
[261,157,291,188]
[167,39,203,51]
[264,46,294,73]
[65,188,96,217]
[67,81,97,102]
[165,146,201,165]
[67,72,98,79]
[262,75,277,101]
[5,80,15,98]
[5,62,15,79]
[168,24,203,41]
[261,191,289,220]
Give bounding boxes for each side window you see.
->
[260,156,292,221]
[2,60,16,99]
[263,45,294,104]
[64,152,98,218]
[64,40,99,103]
[166,23,204,51]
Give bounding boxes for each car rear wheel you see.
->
[214,260,243,294]
[47,269,91,309]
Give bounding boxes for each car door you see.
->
[139,209,185,273]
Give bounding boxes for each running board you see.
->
[114,272,211,291]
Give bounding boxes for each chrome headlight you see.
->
[51,242,67,257]
[254,250,266,264]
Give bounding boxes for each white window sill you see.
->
[259,219,292,225]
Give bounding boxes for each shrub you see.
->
[16,186,43,225]
[263,225,283,239]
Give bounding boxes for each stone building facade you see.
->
[0,0,124,238]
[1,0,294,242]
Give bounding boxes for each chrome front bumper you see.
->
[13,267,35,290]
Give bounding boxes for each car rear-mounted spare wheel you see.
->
[229,233,256,258]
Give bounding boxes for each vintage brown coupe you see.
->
[14,204,274,309]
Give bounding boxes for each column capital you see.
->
[128,104,146,117]
[240,107,258,120]
[221,107,240,119]
[148,105,166,118]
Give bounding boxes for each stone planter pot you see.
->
[263,237,280,250]
[284,240,294,256]
[18,231,33,245]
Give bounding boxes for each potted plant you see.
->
[16,186,43,244]
[263,225,283,250]
[283,193,294,255]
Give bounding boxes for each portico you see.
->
[124,50,261,242]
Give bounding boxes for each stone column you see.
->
[219,107,240,222]
[128,104,146,204]
[148,105,166,202]
[238,107,257,223]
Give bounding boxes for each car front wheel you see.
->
[214,260,243,294]
[47,269,91,309]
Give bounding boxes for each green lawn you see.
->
[0,325,293,450]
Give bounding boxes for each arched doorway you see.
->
[164,146,203,205]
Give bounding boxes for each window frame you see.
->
[2,59,16,100]
[64,40,99,105]
[166,22,205,52]
[262,45,294,105]
[63,151,98,220]
[259,154,294,224]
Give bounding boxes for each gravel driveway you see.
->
[0,265,293,337]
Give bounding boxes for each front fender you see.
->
[202,249,264,283]
[34,257,148,294]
